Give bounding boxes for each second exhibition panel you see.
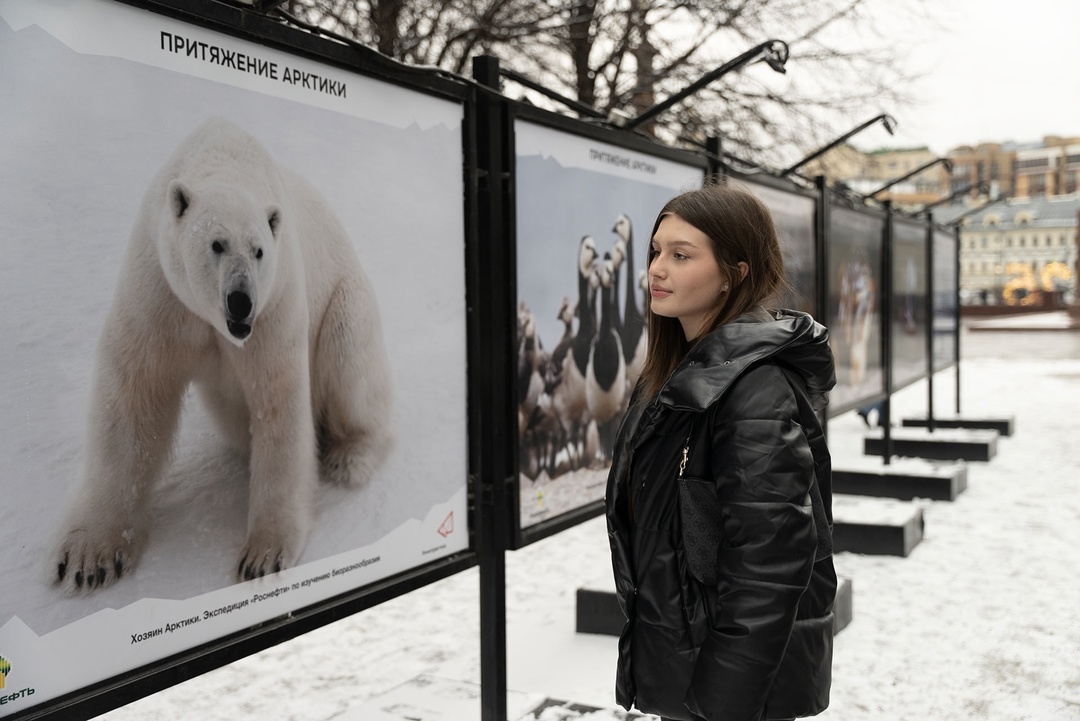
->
[511,109,706,547]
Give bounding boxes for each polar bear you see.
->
[51,117,394,592]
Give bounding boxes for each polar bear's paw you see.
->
[237,528,302,581]
[320,433,393,489]
[52,525,143,594]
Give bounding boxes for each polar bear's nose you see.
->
[226,291,253,340]
[227,291,252,320]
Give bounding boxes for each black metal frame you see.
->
[9,556,477,721]
[822,191,891,419]
[924,220,963,427]
[470,56,515,721]
[504,99,709,551]
[889,214,933,395]
[724,167,824,321]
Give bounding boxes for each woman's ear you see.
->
[736,261,749,282]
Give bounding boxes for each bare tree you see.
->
[277,0,935,169]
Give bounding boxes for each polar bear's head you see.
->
[160,179,281,347]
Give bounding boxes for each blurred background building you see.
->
[802,135,1080,309]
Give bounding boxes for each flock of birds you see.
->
[517,213,648,481]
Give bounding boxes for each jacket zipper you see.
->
[678,420,693,480]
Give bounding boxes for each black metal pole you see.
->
[814,175,831,442]
[951,222,962,414]
[882,200,895,464]
[925,214,936,432]
[472,55,511,721]
[705,135,725,177]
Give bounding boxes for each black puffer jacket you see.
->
[606,309,837,721]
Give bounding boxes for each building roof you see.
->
[868,146,931,155]
[930,194,1080,229]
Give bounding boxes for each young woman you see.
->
[605,182,837,721]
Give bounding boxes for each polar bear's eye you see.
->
[255,248,264,260]
[212,241,225,255]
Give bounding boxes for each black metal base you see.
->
[575,584,625,636]
[576,575,855,637]
[901,415,1014,436]
[864,429,998,462]
[833,464,967,501]
[833,506,924,557]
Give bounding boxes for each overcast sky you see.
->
[873,0,1080,155]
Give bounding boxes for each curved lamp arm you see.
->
[618,40,789,131]
[781,113,897,176]
[867,157,953,198]
[915,182,991,217]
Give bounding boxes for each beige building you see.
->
[797,143,868,182]
[947,136,1080,200]
[1013,140,1080,197]
[945,143,1016,199]
[863,146,942,206]
[800,145,947,208]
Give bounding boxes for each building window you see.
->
[1017,157,1050,170]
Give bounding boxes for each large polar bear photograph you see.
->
[0,0,469,650]
[52,117,394,592]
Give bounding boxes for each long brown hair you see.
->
[638,178,787,400]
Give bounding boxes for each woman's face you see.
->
[648,214,727,339]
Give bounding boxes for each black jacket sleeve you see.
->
[684,362,819,721]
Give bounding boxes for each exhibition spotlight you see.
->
[781,113,897,177]
[866,157,954,199]
[616,40,789,132]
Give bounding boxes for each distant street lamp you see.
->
[942,193,1008,227]
[781,113,897,177]
[616,40,789,132]
[866,157,953,199]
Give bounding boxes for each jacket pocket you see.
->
[766,612,834,719]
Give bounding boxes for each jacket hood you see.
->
[657,308,836,413]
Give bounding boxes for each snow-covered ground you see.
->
[93,315,1080,721]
